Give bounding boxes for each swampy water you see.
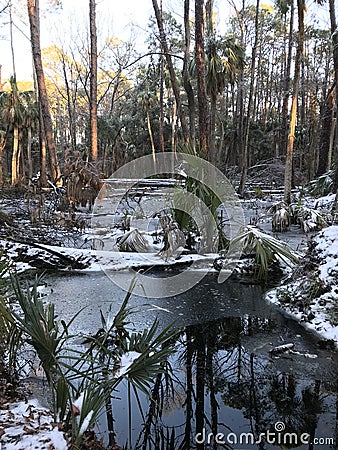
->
[45,271,338,449]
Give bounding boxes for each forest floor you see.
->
[0,184,337,449]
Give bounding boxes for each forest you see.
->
[0,1,338,450]
[0,0,337,200]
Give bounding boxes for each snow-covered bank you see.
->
[266,225,338,348]
[0,398,68,449]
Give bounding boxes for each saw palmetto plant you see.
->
[306,170,334,197]
[229,225,299,278]
[0,252,23,380]
[8,274,177,448]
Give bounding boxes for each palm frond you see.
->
[71,381,107,445]
[229,225,299,278]
[0,254,22,379]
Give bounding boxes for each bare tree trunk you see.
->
[183,0,196,149]
[11,124,19,185]
[328,0,338,193]
[19,133,24,182]
[209,92,217,163]
[238,0,260,196]
[171,100,177,153]
[39,102,47,186]
[61,53,77,152]
[205,0,217,163]
[317,90,334,176]
[234,0,245,169]
[159,55,165,153]
[147,111,156,165]
[280,1,294,159]
[89,0,98,163]
[9,3,16,77]
[0,66,5,183]
[27,0,59,181]
[195,0,208,156]
[284,0,305,204]
[159,0,165,153]
[152,0,189,142]
[308,92,319,180]
[27,126,33,179]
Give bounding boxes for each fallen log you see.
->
[4,239,91,270]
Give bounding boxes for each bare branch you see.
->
[0,1,10,15]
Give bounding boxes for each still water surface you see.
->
[46,272,338,449]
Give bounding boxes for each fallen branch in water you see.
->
[269,343,294,355]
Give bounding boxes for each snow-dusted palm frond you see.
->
[229,225,299,278]
[117,229,150,252]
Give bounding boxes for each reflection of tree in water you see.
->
[267,375,322,448]
[133,316,336,450]
[224,373,323,449]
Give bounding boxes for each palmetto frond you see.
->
[71,381,107,445]
[0,77,37,129]
[205,35,245,96]
[10,274,81,383]
[8,273,177,446]
[229,225,299,278]
[117,324,177,394]
[0,253,22,379]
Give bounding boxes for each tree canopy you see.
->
[0,0,337,195]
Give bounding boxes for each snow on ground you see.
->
[266,225,338,348]
[315,225,338,281]
[0,398,68,449]
[1,189,336,449]
[1,239,219,274]
[314,193,337,209]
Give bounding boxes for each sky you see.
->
[0,0,331,83]
[0,0,154,81]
